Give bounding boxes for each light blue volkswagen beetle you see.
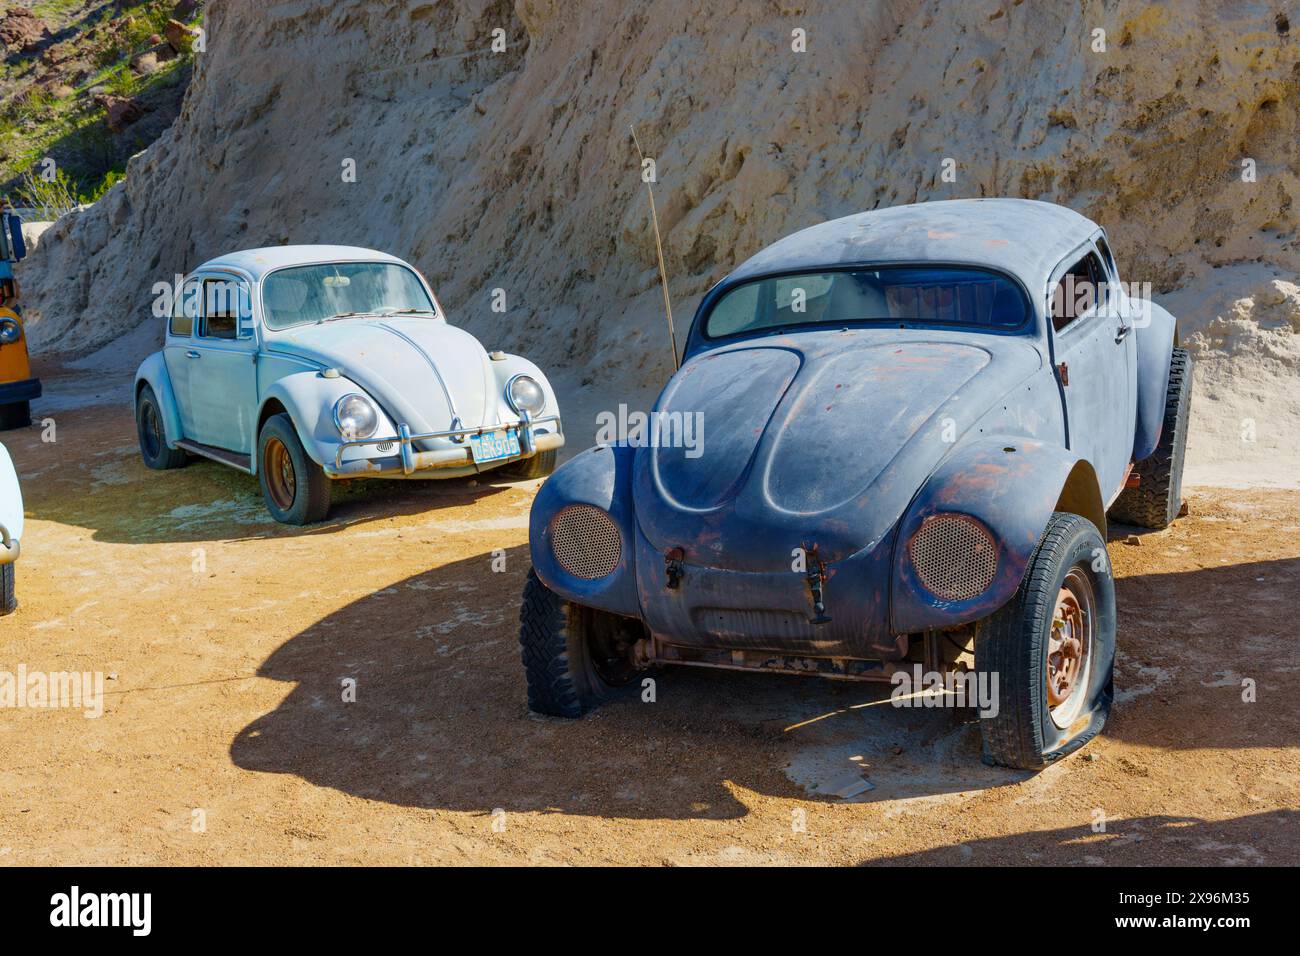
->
[134,246,563,524]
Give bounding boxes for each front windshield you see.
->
[704,266,1028,339]
[261,262,437,330]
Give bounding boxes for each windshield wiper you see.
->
[374,308,437,316]
[318,311,374,323]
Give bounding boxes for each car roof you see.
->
[725,199,1101,293]
[195,245,409,281]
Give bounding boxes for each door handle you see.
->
[186,350,201,359]
[1114,324,1131,343]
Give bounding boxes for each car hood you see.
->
[633,329,1041,571]
[266,317,498,436]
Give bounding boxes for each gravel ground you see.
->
[1,367,1297,865]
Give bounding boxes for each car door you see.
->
[1094,232,1138,443]
[1048,247,1133,504]
[162,277,202,439]
[186,273,259,454]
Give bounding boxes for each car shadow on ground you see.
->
[230,548,1299,821]
[1105,553,1299,751]
[9,402,522,544]
[866,810,1300,865]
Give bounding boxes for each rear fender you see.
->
[1130,299,1177,462]
[528,444,640,618]
[133,352,183,449]
[890,436,1105,633]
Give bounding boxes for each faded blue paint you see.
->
[889,437,1098,633]
[134,246,562,477]
[1130,300,1179,462]
[134,351,184,448]
[531,199,1181,656]
[530,444,640,617]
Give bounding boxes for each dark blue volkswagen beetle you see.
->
[519,198,1191,770]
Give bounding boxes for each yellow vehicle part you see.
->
[0,307,31,384]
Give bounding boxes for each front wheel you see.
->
[496,448,557,480]
[975,512,1116,769]
[0,563,15,615]
[518,568,644,717]
[257,413,331,525]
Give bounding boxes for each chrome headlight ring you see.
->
[332,392,379,440]
[506,373,546,415]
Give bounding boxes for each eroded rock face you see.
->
[97,94,148,132]
[16,0,1300,476]
[0,9,49,54]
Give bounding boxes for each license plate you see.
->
[469,428,520,463]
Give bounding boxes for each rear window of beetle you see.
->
[704,266,1029,339]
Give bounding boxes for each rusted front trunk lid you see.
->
[632,329,1040,653]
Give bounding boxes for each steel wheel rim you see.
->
[1047,566,1095,729]
[140,402,162,459]
[263,437,297,511]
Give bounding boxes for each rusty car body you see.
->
[519,199,1192,769]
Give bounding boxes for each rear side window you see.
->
[704,266,1028,339]
[169,279,200,336]
[1050,253,1105,333]
[201,277,246,340]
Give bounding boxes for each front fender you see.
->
[0,442,25,546]
[890,436,1104,633]
[134,352,183,448]
[1130,299,1177,462]
[258,371,398,473]
[487,352,562,422]
[528,444,640,618]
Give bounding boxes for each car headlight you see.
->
[506,374,545,415]
[333,393,379,439]
[0,319,20,345]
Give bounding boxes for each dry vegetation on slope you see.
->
[0,1,202,210]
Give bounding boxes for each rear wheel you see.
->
[257,413,331,525]
[1108,347,1192,529]
[136,385,187,469]
[975,512,1116,769]
[0,400,30,431]
[497,448,557,480]
[518,568,643,717]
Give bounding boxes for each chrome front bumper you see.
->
[0,522,18,566]
[330,413,563,478]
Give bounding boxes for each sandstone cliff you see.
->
[18,0,1300,479]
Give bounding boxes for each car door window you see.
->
[200,277,248,340]
[1093,236,1121,313]
[170,278,200,336]
[1095,235,1119,283]
[1050,253,1104,333]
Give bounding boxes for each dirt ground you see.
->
[2,364,1298,866]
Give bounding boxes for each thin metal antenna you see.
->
[629,124,679,370]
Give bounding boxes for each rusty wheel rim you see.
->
[1047,566,1094,729]
[263,437,296,512]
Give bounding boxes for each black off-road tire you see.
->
[975,512,1117,770]
[497,448,557,480]
[0,400,30,431]
[0,563,15,615]
[1108,347,1192,530]
[518,568,641,717]
[257,413,331,525]
[136,385,188,470]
